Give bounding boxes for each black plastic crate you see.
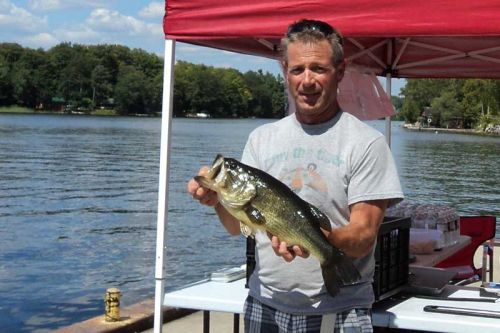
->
[373,216,411,301]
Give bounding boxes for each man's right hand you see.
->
[187,166,219,207]
[187,166,241,236]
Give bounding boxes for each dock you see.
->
[55,242,500,333]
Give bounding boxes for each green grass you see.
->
[0,106,35,113]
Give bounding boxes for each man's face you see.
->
[284,39,345,124]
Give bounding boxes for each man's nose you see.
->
[302,70,315,86]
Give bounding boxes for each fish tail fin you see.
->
[321,252,361,297]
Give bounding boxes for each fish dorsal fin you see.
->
[245,206,266,225]
[308,204,332,231]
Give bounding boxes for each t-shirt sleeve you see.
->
[241,131,260,168]
[347,136,404,207]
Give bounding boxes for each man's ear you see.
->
[280,61,288,79]
[336,60,346,82]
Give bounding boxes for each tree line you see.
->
[0,43,163,114]
[1,42,498,127]
[174,61,286,118]
[398,79,500,130]
[0,43,286,117]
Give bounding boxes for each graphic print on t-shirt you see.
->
[262,146,345,209]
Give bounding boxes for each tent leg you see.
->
[154,39,176,333]
[385,40,393,147]
[385,73,392,147]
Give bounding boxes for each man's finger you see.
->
[279,241,295,262]
[292,245,310,258]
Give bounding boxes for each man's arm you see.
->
[326,199,387,257]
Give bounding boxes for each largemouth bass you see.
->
[195,154,361,296]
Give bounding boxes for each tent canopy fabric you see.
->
[164,0,500,79]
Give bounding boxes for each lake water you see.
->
[0,113,498,332]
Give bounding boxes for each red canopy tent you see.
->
[164,0,500,78]
[154,2,500,331]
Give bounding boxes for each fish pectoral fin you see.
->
[308,204,332,231]
[244,206,266,225]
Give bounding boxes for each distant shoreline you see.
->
[403,123,500,137]
[0,107,158,117]
[2,109,499,136]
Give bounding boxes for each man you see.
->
[188,19,404,333]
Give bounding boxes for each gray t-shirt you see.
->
[241,110,404,315]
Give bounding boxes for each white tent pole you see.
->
[385,75,392,146]
[385,40,393,147]
[154,39,176,333]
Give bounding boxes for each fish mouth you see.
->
[194,155,225,191]
[206,154,225,180]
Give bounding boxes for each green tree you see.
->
[400,98,421,124]
[172,61,191,116]
[114,65,148,114]
[91,64,113,107]
[11,48,47,108]
[243,70,285,118]
[144,71,163,114]
[391,95,403,113]
[461,80,498,128]
[0,43,25,106]
[187,64,223,117]
[270,74,286,118]
[430,90,461,128]
[217,68,251,117]
[0,53,14,106]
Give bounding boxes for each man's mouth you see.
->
[299,92,320,104]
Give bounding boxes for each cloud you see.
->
[87,8,159,36]
[28,0,61,11]
[0,1,163,54]
[28,0,109,11]
[0,1,47,33]
[178,44,201,53]
[54,26,100,44]
[21,32,59,49]
[139,2,164,20]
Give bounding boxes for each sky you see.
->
[0,0,405,94]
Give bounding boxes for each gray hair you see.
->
[280,20,344,66]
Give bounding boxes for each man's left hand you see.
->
[270,235,310,262]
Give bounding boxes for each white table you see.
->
[164,278,500,333]
[164,278,247,333]
[164,278,247,313]
[372,285,500,332]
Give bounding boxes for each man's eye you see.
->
[289,68,303,75]
[312,67,327,73]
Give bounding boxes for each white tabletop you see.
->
[373,285,500,333]
[164,279,500,333]
[164,278,248,313]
